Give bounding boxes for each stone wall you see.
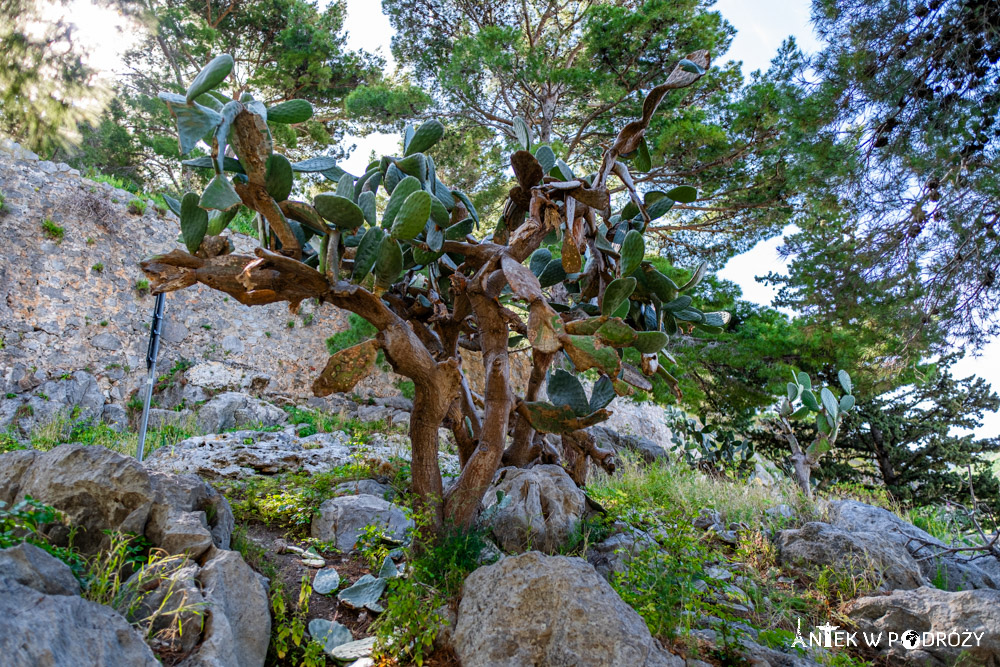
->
[0,140,351,410]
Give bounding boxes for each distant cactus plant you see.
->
[771,370,855,496]
[140,50,728,532]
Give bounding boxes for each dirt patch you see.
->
[243,522,380,639]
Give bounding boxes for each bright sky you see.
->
[62,0,999,437]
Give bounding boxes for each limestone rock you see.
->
[846,586,1000,666]
[181,548,271,667]
[311,494,412,550]
[184,362,271,394]
[333,479,395,500]
[586,529,656,580]
[453,552,683,667]
[776,521,927,591]
[482,465,587,554]
[0,542,80,596]
[590,425,671,463]
[0,546,158,667]
[195,392,286,433]
[145,430,353,479]
[830,499,1000,590]
[124,559,206,655]
[9,443,155,554]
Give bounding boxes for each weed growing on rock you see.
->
[127,198,147,215]
[91,263,104,272]
[42,218,64,241]
[134,278,151,296]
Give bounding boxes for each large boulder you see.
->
[0,443,233,558]
[195,392,287,433]
[776,521,927,591]
[453,552,682,667]
[830,499,1000,590]
[311,494,413,550]
[0,544,159,667]
[180,548,271,667]
[8,443,155,553]
[0,542,80,596]
[145,430,353,479]
[846,586,1000,666]
[482,465,587,554]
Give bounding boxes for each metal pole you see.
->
[136,292,166,462]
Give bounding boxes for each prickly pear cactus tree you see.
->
[771,370,855,497]
[141,50,729,532]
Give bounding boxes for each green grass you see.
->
[127,198,148,215]
[229,207,257,236]
[42,218,64,241]
[326,313,377,354]
[92,263,104,272]
[26,413,199,458]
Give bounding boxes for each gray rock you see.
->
[180,548,271,667]
[454,552,683,667]
[10,443,155,554]
[0,542,80,596]
[102,403,130,431]
[482,464,587,554]
[145,430,353,479]
[311,494,412,551]
[333,479,395,500]
[195,392,286,433]
[91,332,122,350]
[184,362,269,394]
[330,637,376,661]
[0,448,38,506]
[830,499,1000,590]
[124,559,206,655]
[586,529,656,580]
[0,579,160,666]
[590,425,671,463]
[776,521,927,591]
[846,586,1000,666]
[0,546,157,666]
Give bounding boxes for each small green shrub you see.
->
[373,515,491,664]
[268,576,326,666]
[92,263,105,272]
[127,198,147,215]
[134,279,151,295]
[326,313,377,354]
[42,218,65,241]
